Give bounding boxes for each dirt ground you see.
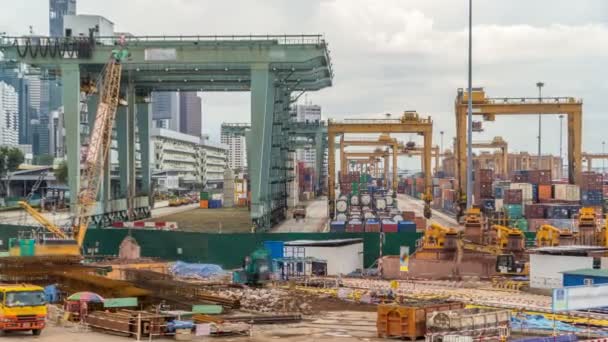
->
[149,207,253,233]
[3,311,381,342]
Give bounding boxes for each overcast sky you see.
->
[1,0,607,170]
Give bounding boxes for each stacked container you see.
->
[473,169,493,205]
[580,172,603,207]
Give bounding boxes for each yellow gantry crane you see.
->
[17,47,127,255]
[398,144,441,175]
[582,153,608,172]
[455,88,583,212]
[344,149,390,179]
[328,111,434,218]
[471,137,509,179]
[339,133,399,179]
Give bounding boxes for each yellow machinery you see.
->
[328,111,433,218]
[340,134,399,180]
[462,208,484,244]
[600,214,608,247]
[455,88,583,214]
[577,207,599,245]
[471,137,509,179]
[15,48,127,256]
[491,224,525,250]
[0,284,47,335]
[422,223,459,249]
[344,149,390,179]
[398,144,441,176]
[535,225,575,247]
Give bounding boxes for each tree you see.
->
[55,160,68,184]
[0,147,24,174]
[33,153,55,166]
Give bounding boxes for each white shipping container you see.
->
[553,184,580,201]
[495,198,504,211]
[441,336,474,342]
[510,183,533,201]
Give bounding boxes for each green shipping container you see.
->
[19,239,35,257]
[513,218,528,231]
[504,204,523,219]
[200,192,209,200]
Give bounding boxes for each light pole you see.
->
[559,114,564,178]
[440,131,444,154]
[536,81,544,170]
[603,141,606,175]
[466,0,474,209]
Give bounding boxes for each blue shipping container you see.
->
[481,199,495,211]
[494,186,505,199]
[209,199,223,209]
[263,241,284,259]
[581,190,603,205]
[531,184,539,202]
[330,221,346,232]
[397,221,417,233]
[512,335,577,342]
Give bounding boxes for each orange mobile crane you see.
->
[15,47,127,256]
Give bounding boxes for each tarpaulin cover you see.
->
[167,320,194,332]
[511,314,606,335]
[169,261,225,278]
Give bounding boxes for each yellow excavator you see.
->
[422,223,459,249]
[491,224,525,250]
[15,46,128,257]
[535,224,576,247]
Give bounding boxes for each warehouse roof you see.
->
[561,269,608,278]
[284,238,363,247]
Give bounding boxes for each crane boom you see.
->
[73,57,123,247]
[17,201,69,239]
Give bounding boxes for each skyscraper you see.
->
[0,82,19,146]
[151,91,180,131]
[179,92,202,136]
[221,129,247,171]
[49,0,76,37]
[0,64,30,144]
[291,103,322,166]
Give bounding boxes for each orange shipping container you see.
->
[538,184,552,200]
[199,200,209,209]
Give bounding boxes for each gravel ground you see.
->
[150,206,253,233]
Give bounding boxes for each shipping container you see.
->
[402,211,416,221]
[365,219,381,232]
[398,221,417,233]
[538,184,552,201]
[504,188,523,204]
[504,204,523,219]
[330,221,346,232]
[414,217,427,231]
[510,183,533,202]
[553,184,580,202]
[346,220,364,233]
[200,192,210,200]
[475,169,494,183]
[381,219,398,233]
[581,189,603,206]
[199,200,209,209]
[377,302,465,340]
[525,203,546,219]
[426,308,511,333]
[495,198,504,211]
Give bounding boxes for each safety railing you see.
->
[484,96,582,105]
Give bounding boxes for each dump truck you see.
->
[0,284,47,335]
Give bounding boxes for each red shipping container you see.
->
[538,170,552,185]
[381,220,398,232]
[538,184,552,200]
[476,169,494,183]
[603,185,608,197]
[402,211,416,221]
[504,189,523,204]
[525,203,546,219]
[365,222,381,232]
[346,221,364,232]
[581,172,603,190]
[414,217,427,231]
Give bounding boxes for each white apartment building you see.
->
[0,82,19,146]
[220,132,247,171]
[291,103,322,166]
[151,128,227,187]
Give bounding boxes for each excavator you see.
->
[491,224,525,250]
[535,224,576,247]
[15,45,129,257]
[421,223,459,250]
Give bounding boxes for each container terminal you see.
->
[0,2,607,341]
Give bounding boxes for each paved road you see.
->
[273,196,329,233]
[396,194,458,228]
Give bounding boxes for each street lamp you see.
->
[603,141,606,175]
[559,114,564,177]
[536,81,544,170]
[466,0,474,209]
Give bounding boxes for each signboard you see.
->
[552,284,608,312]
[399,246,410,272]
[144,48,177,61]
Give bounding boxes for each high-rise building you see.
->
[24,75,41,119]
[30,119,50,156]
[151,91,180,131]
[0,82,19,146]
[221,129,247,171]
[291,103,322,166]
[49,0,77,37]
[0,64,30,144]
[179,92,202,136]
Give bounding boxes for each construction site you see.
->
[0,2,608,342]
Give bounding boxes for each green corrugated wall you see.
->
[0,224,422,269]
